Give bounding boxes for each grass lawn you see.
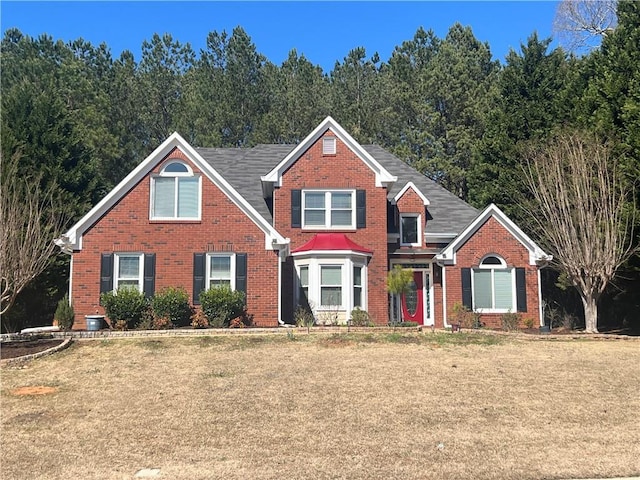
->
[1,331,639,480]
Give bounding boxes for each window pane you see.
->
[300,266,308,286]
[353,287,362,307]
[321,287,342,306]
[331,210,352,226]
[353,266,362,286]
[473,269,492,309]
[401,216,418,244]
[164,162,189,173]
[209,279,231,289]
[305,193,325,209]
[321,266,341,285]
[119,256,140,278]
[178,177,198,218]
[305,210,325,226]
[331,193,352,209]
[153,177,175,217]
[117,280,139,290]
[210,256,231,279]
[494,269,513,309]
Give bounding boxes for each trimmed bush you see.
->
[100,289,149,330]
[199,287,245,328]
[151,287,193,327]
[54,295,75,330]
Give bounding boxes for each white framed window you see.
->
[400,214,421,246]
[472,255,514,312]
[206,253,235,290]
[353,265,363,308]
[151,160,201,220]
[299,265,309,303]
[302,190,355,229]
[295,257,367,314]
[323,137,336,155]
[114,253,144,292]
[320,265,342,307]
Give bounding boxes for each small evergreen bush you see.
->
[100,289,149,330]
[199,286,245,328]
[54,295,75,330]
[151,287,193,327]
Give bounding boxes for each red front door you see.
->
[401,271,424,323]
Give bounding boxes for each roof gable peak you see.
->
[261,116,396,188]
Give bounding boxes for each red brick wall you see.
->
[71,147,280,329]
[443,216,541,329]
[274,130,390,325]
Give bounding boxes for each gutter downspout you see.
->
[436,261,449,329]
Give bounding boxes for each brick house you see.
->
[55,117,551,329]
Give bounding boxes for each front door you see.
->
[401,271,424,323]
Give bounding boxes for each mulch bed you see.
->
[0,339,66,360]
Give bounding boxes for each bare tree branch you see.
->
[521,130,636,333]
[553,0,618,52]
[0,151,70,316]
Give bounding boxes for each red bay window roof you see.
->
[291,233,373,255]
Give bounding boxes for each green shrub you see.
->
[54,295,75,330]
[523,317,535,329]
[151,287,193,327]
[396,321,419,328]
[100,289,149,330]
[350,307,372,327]
[501,311,521,331]
[199,286,245,328]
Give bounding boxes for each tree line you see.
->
[1,1,638,331]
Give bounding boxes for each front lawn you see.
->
[2,332,639,479]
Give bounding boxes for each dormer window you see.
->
[151,160,201,220]
[400,214,421,247]
[323,137,336,155]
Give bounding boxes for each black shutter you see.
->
[516,267,527,312]
[100,253,114,296]
[235,253,247,302]
[193,253,206,305]
[291,189,301,228]
[461,268,472,309]
[356,189,366,228]
[143,254,156,298]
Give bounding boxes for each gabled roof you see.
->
[292,233,373,257]
[55,132,288,253]
[393,181,430,205]
[435,204,552,266]
[365,145,479,235]
[261,116,397,189]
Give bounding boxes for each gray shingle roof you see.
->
[196,143,478,235]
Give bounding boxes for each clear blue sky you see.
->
[2,1,560,72]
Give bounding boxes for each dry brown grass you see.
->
[1,332,639,480]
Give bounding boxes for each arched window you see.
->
[151,160,200,219]
[472,254,514,311]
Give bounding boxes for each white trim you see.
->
[400,213,422,247]
[302,189,356,230]
[442,265,449,328]
[205,253,236,291]
[393,181,430,205]
[471,265,516,313]
[294,256,368,316]
[68,256,73,304]
[149,174,202,221]
[55,132,288,253]
[261,116,397,188]
[435,204,552,266]
[538,268,544,327]
[388,260,434,326]
[114,253,144,293]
